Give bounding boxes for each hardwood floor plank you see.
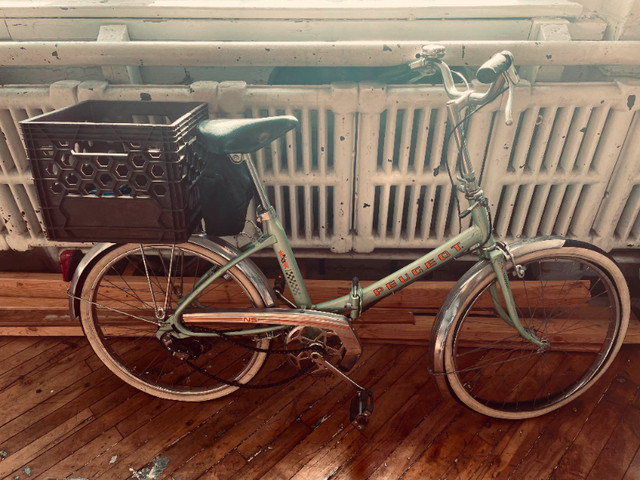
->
[88,382,139,418]
[331,378,442,479]
[464,420,528,480]
[0,336,638,479]
[553,352,640,480]
[0,345,94,426]
[249,346,402,480]
[367,398,461,480]
[73,399,223,480]
[36,426,123,480]
[9,390,166,480]
[285,348,428,480]
[0,408,94,479]
[79,352,329,479]
[0,336,39,363]
[0,338,82,391]
[137,364,316,480]
[295,344,411,428]
[0,369,123,460]
[166,347,383,480]
[549,373,639,478]
[205,450,248,480]
[0,337,63,374]
[501,348,637,480]
[231,420,315,480]
[233,382,330,460]
[114,400,175,441]
[586,408,640,480]
[439,417,513,480]
[0,336,16,348]
[459,347,634,480]
[400,410,490,480]
[622,446,640,480]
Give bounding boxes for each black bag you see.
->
[197,153,255,236]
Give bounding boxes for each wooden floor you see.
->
[1,336,640,480]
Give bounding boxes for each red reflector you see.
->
[60,249,82,282]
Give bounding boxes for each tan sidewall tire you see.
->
[80,242,270,402]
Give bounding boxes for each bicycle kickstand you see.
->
[310,351,374,430]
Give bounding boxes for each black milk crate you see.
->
[21,100,209,243]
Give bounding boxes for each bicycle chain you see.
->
[187,359,313,390]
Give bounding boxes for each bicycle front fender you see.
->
[429,236,567,391]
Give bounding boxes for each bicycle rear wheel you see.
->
[79,242,271,401]
[438,242,629,419]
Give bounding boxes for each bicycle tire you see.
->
[79,241,271,401]
[435,241,629,419]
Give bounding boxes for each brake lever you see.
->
[505,63,520,85]
[503,64,520,126]
[505,81,514,126]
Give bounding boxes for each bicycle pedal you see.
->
[350,388,374,430]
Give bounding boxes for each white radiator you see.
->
[352,81,640,253]
[0,80,638,254]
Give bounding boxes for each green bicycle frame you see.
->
[165,152,545,349]
[160,50,549,349]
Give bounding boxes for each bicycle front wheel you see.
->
[79,242,271,401]
[439,242,629,419]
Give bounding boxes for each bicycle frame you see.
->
[165,151,546,349]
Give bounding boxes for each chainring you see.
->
[285,326,346,374]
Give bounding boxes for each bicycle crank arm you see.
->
[310,351,374,430]
[182,308,362,370]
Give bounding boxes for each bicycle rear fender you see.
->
[68,236,277,321]
[430,236,568,390]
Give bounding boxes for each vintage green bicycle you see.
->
[68,46,630,425]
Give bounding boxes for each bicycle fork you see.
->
[486,248,548,350]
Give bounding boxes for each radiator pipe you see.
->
[0,40,637,67]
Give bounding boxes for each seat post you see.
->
[240,153,272,211]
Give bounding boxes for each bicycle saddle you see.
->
[196,115,299,154]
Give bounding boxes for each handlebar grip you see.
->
[476,51,513,84]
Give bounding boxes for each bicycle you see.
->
[67,45,631,426]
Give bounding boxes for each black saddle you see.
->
[196,115,299,154]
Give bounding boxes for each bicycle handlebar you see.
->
[410,45,519,124]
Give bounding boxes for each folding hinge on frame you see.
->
[347,277,362,320]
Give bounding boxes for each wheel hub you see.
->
[161,332,210,361]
